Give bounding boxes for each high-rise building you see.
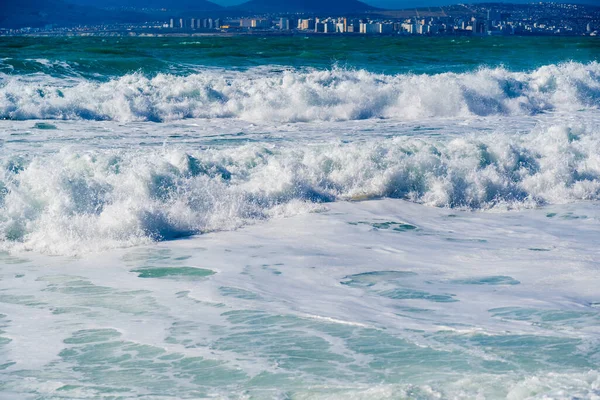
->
[323,21,335,33]
[360,23,381,34]
[416,24,430,34]
[251,19,270,29]
[190,18,196,29]
[169,18,175,28]
[343,19,360,33]
[298,19,315,31]
[471,17,481,34]
[401,22,413,34]
[280,18,290,30]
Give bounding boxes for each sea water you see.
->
[0,36,599,399]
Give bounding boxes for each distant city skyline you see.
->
[2,0,598,31]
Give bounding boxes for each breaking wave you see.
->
[1,122,599,254]
[1,62,600,122]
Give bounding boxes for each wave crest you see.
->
[1,122,599,254]
[1,62,600,122]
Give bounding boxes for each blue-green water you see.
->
[1,36,599,78]
[0,35,600,399]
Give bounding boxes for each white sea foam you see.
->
[1,120,598,254]
[2,53,600,399]
[1,198,599,398]
[1,62,599,122]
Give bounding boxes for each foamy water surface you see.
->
[1,37,600,398]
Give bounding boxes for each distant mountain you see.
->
[65,0,223,12]
[231,0,377,14]
[0,0,223,29]
[0,0,144,28]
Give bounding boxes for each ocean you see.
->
[0,35,599,399]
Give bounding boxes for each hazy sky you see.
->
[210,0,598,8]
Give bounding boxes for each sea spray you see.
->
[1,62,599,122]
[1,122,599,254]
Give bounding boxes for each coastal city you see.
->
[1,2,599,36]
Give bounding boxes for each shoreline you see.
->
[0,30,595,38]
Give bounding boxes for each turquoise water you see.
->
[1,36,599,78]
[1,35,600,399]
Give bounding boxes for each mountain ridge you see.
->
[1,0,380,29]
[230,0,378,14]
[0,0,146,28]
[65,0,223,12]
